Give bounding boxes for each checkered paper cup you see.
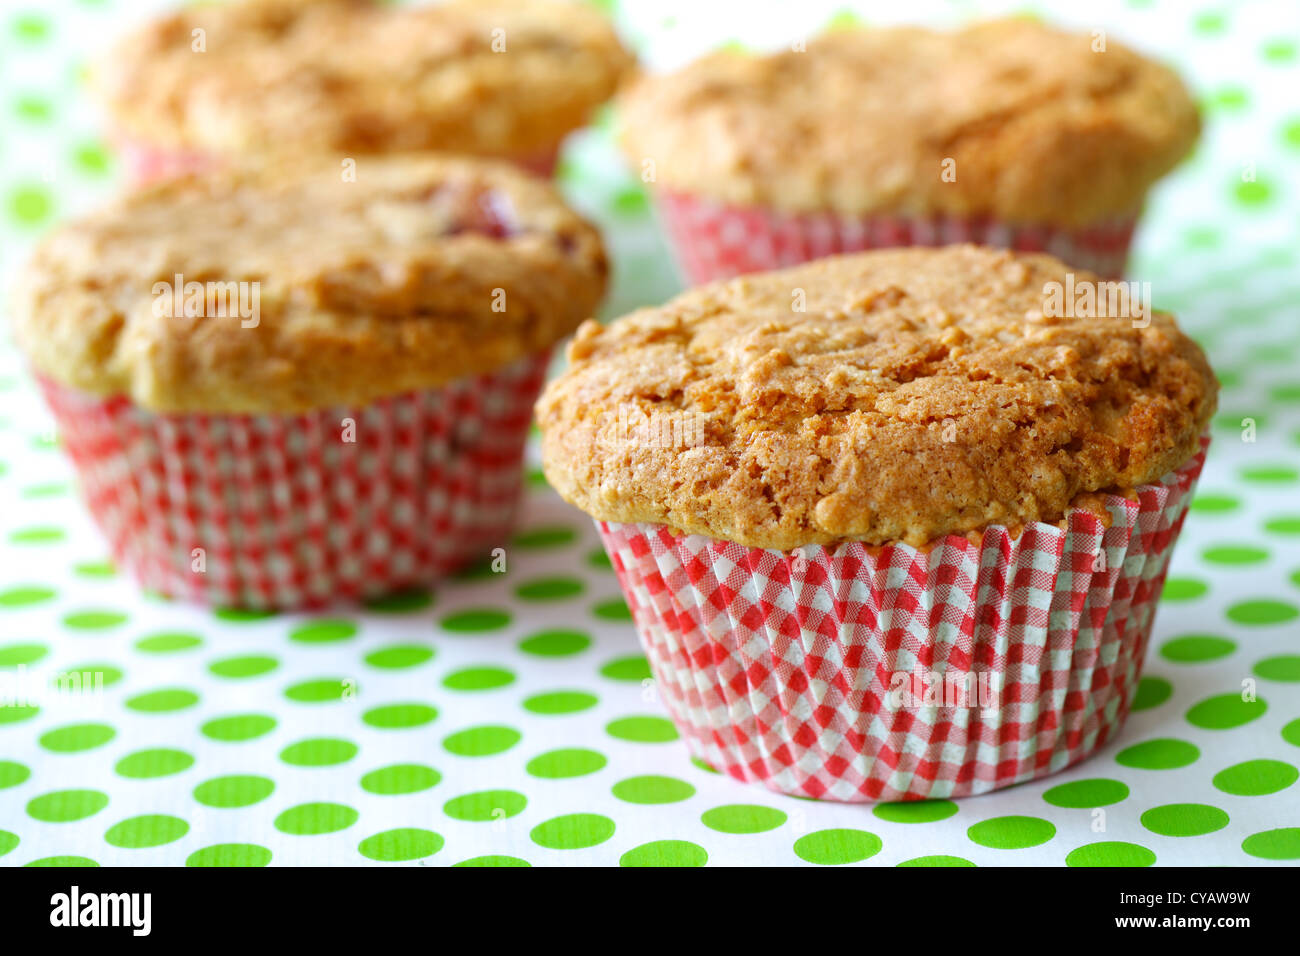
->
[656,191,1139,284]
[37,352,549,609]
[596,436,1208,803]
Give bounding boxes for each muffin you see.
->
[13,153,607,609]
[621,18,1199,282]
[96,0,633,184]
[537,245,1216,802]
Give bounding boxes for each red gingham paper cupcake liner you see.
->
[38,352,550,609]
[596,436,1208,803]
[115,136,562,186]
[656,190,1138,283]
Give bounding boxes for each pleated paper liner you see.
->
[597,436,1208,803]
[655,190,1138,284]
[38,352,549,609]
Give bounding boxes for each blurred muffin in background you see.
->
[621,18,1199,282]
[96,0,634,184]
[11,153,608,609]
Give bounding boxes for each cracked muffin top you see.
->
[620,18,1199,226]
[96,0,633,160]
[13,153,607,414]
[537,245,1216,549]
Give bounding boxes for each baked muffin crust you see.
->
[620,18,1199,226]
[537,246,1216,549]
[13,153,607,413]
[97,0,633,159]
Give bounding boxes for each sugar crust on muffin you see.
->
[537,245,1217,549]
[620,18,1199,226]
[96,0,634,159]
[13,153,608,413]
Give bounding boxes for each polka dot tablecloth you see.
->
[2,0,1299,867]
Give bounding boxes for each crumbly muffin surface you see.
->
[620,18,1199,226]
[537,246,1216,549]
[97,0,633,158]
[13,154,607,413]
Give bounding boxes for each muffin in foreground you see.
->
[96,0,633,184]
[12,153,607,609]
[538,245,1216,802]
[621,18,1198,283]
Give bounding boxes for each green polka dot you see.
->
[62,609,126,630]
[72,560,115,578]
[274,802,358,836]
[525,748,607,779]
[200,713,276,742]
[523,690,598,715]
[444,789,527,822]
[442,725,521,757]
[105,814,189,849]
[442,666,516,691]
[0,830,16,858]
[8,184,54,225]
[1161,578,1207,602]
[1116,738,1200,770]
[136,632,202,654]
[213,608,275,623]
[0,642,48,666]
[587,548,613,570]
[620,839,707,867]
[450,558,496,581]
[360,764,441,795]
[701,804,788,834]
[9,526,64,544]
[186,844,271,867]
[289,619,358,644]
[40,722,115,754]
[440,608,511,632]
[1264,515,1300,536]
[280,737,358,767]
[1228,599,1299,626]
[530,813,616,850]
[358,828,444,862]
[1233,177,1273,205]
[209,654,278,679]
[362,588,434,613]
[1160,634,1236,663]
[612,774,695,805]
[1191,494,1242,515]
[26,789,108,823]
[968,816,1056,850]
[873,799,960,823]
[363,644,433,669]
[897,855,977,867]
[1241,464,1298,484]
[607,715,678,742]
[25,856,99,868]
[513,525,577,548]
[284,677,354,703]
[114,748,194,779]
[0,586,53,608]
[1284,117,1300,150]
[525,467,548,488]
[453,855,531,867]
[1140,803,1229,837]
[56,663,123,690]
[12,12,50,42]
[794,828,883,865]
[1130,676,1173,712]
[125,688,199,713]
[515,576,584,601]
[518,629,591,657]
[72,141,111,175]
[362,703,437,729]
[1282,719,1300,748]
[0,705,39,725]
[193,775,275,808]
[1254,655,1300,682]
[1066,841,1156,867]
[599,655,653,682]
[1241,828,1300,860]
[1186,693,1267,729]
[1192,10,1226,33]
[0,760,31,789]
[1212,759,1299,796]
[1202,543,1269,565]
[1042,778,1130,809]
[592,598,632,621]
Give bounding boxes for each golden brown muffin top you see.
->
[96,0,634,159]
[537,246,1216,549]
[13,153,607,414]
[620,18,1199,226]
